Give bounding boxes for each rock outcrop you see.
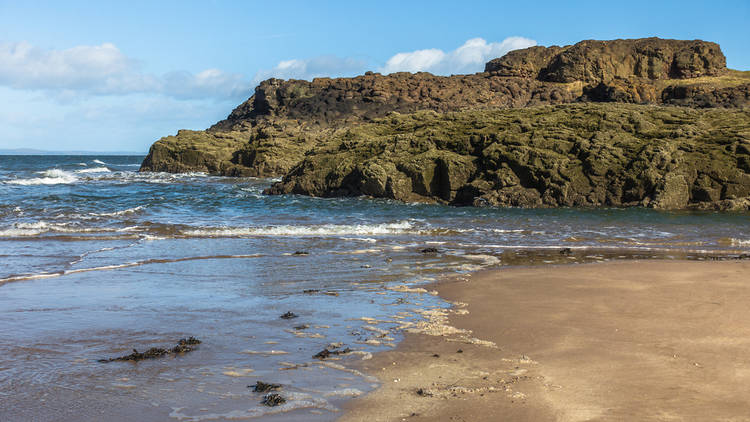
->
[265,104,750,210]
[140,38,750,210]
[485,38,726,82]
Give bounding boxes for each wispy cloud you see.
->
[0,41,251,100]
[252,55,367,84]
[252,36,537,83]
[380,37,537,75]
[0,37,536,102]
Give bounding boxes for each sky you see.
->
[1,0,748,152]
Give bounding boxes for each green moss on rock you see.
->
[265,104,750,210]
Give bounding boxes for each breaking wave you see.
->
[181,221,418,237]
[0,221,117,237]
[5,169,77,185]
[75,167,111,174]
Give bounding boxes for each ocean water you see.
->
[1,155,748,421]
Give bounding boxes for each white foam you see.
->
[5,169,77,185]
[462,254,502,266]
[168,392,336,421]
[240,349,289,355]
[0,254,265,284]
[75,166,111,174]
[182,221,417,237]
[730,238,750,246]
[118,171,209,184]
[323,388,363,398]
[92,159,106,165]
[0,221,116,237]
[94,206,144,217]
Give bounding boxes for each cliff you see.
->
[140,38,750,210]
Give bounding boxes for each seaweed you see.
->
[249,381,281,393]
[98,337,201,362]
[313,346,352,360]
[261,393,286,406]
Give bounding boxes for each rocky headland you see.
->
[140,38,750,210]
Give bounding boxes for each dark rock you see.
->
[261,393,286,407]
[293,251,309,255]
[416,388,433,397]
[485,46,564,77]
[560,248,573,256]
[280,311,298,319]
[420,247,439,254]
[488,38,726,83]
[662,83,750,108]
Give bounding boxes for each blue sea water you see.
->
[0,155,748,421]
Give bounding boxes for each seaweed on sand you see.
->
[98,337,201,362]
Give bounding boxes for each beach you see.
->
[2,155,749,420]
[341,260,750,421]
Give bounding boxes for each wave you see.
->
[0,220,422,240]
[92,159,106,165]
[3,168,216,186]
[75,167,111,174]
[181,221,417,237]
[0,253,264,284]
[92,206,144,217]
[5,169,77,185]
[0,221,117,237]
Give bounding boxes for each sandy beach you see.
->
[341,260,750,422]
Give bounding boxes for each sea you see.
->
[1,155,748,421]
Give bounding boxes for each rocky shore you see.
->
[140,38,750,210]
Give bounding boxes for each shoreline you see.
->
[339,259,750,421]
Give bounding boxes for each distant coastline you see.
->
[0,148,146,155]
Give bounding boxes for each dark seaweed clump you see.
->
[250,381,281,392]
[98,337,201,362]
[313,346,352,360]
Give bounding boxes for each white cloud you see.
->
[380,36,537,75]
[0,41,251,100]
[0,37,536,102]
[251,36,536,83]
[252,55,367,84]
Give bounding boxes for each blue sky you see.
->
[1,0,748,152]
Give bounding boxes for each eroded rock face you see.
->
[265,104,750,210]
[485,38,726,82]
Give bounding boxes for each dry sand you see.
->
[340,260,750,422]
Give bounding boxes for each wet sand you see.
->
[340,260,750,421]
